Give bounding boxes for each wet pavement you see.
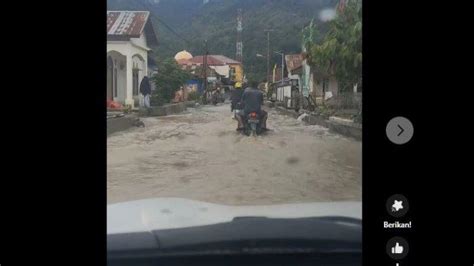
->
[107,103,361,205]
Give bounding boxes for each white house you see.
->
[301,54,339,102]
[107,11,158,107]
[301,20,339,103]
[285,54,303,93]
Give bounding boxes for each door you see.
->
[133,68,139,96]
[132,68,140,107]
[107,57,114,100]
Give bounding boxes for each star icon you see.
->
[392,200,404,212]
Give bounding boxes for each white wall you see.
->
[108,42,131,105]
[210,65,230,78]
[130,34,148,50]
[329,77,338,97]
[311,74,339,99]
[309,72,315,96]
[288,73,301,92]
[107,51,127,103]
[276,85,292,102]
[132,55,146,94]
[288,73,299,81]
[302,60,312,97]
[117,62,127,102]
[107,37,149,108]
[129,35,149,78]
[107,42,130,59]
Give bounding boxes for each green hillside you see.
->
[107,0,337,81]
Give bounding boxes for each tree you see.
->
[306,0,362,92]
[150,58,192,105]
[108,0,336,83]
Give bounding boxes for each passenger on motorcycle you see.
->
[230,82,244,111]
[236,80,268,131]
[230,82,244,125]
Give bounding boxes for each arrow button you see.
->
[397,124,405,136]
[386,117,414,145]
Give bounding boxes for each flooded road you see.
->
[107,104,361,205]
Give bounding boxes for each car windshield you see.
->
[107,0,362,234]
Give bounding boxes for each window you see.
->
[133,68,139,96]
[113,60,118,97]
[291,79,299,87]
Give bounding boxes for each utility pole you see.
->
[264,29,274,83]
[202,40,209,104]
[236,8,243,64]
[274,51,285,85]
[281,52,284,85]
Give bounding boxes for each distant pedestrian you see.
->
[140,76,152,108]
[181,86,186,101]
[293,88,300,113]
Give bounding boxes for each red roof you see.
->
[178,55,242,66]
[188,55,225,65]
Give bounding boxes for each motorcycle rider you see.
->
[230,82,244,124]
[236,80,268,131]
[231,82,244,111]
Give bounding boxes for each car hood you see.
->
[107,197,362,234]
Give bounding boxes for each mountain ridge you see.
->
[107,0,337,80]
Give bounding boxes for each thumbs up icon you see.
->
[391,242,404,254]
[387,237,409,259]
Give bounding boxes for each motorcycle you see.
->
[234,102,266,136]
[211,92,219,105]
[244,112,262,136]
[233,102,243,120]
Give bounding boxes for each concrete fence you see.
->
[107,115,140,136]
[139,102,187,117]
[274,105,362,141]
[108,102,194,136]
[326,92,362,110]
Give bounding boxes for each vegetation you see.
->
[150,58,192,106]
[187,90,200,101]
[306,0,362,92]
[107,0,337,81]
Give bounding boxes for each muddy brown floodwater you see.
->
[107,103,361,205]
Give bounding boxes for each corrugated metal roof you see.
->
[209,55,241,65]
[107,11,150,38]
[180,55,241,66]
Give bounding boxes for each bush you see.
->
[150,58,192,106]
[187,91,200,101]
[150,93,166,106]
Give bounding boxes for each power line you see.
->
[153,16,191,45]
[134,1,191,46]
[264,29,274,82]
